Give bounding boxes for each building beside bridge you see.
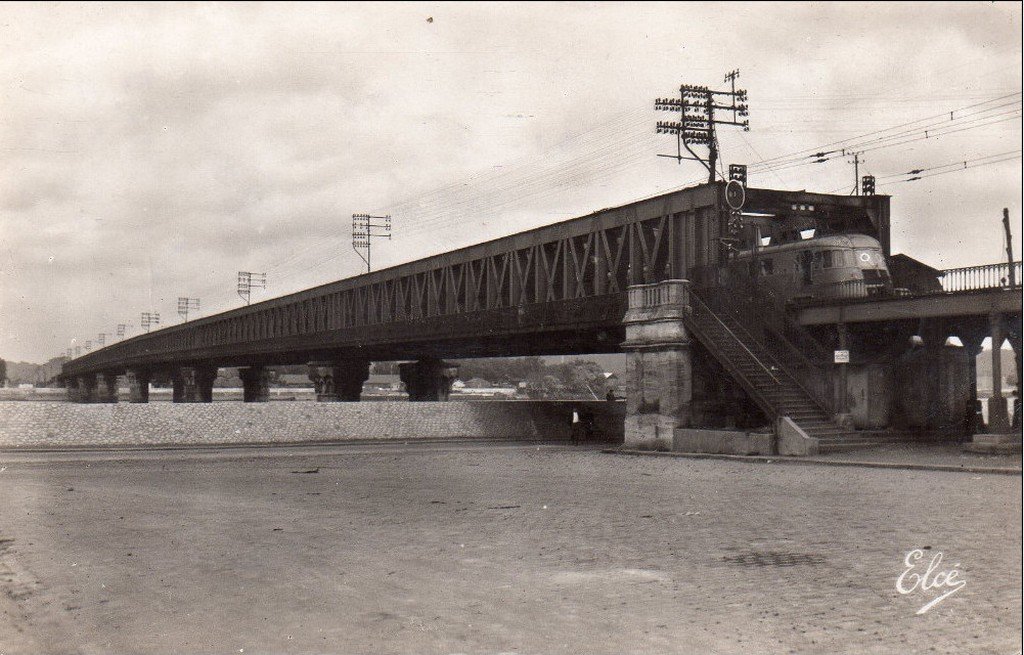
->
[61,181,1022,455]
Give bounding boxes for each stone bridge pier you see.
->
[239,366,271,402]
[65,372,118,403]
[308,360,370,401]
[620,280,693,450]
[126,369,151,403]
[399,359,460,401]
[172,365,217,403]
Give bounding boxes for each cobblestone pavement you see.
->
[813,443,1022,470]
[0,443,1019,654]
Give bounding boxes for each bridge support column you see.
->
[964,314,1022,454]
[95,372,119,403]
[308,361,369,401]
[987,314,1010,433]
[959,329,986,436]
[172,365,217,403]
[1007,321,1022,431]
[74,374,98,403]
[126,369,151,403]
[621,280,692,450]
[64,377,83,403]
[239,367,271,402]
[398,359,459,401]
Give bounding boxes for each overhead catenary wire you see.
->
[744,92,1022,170]
[122,90,1024,342]
[217,91,1024,295]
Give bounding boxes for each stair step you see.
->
[818,443,888,453]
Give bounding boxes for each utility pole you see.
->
[116,323,132,340]
[352,214,391,274]
[140,312,160,333]
[97,333,108,347]
[237,272,267,305]
[848,151,864,195]
[177,297,201,322]
[1003,207,1017,287]
[655,70,749,183]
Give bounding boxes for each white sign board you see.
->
[834,350,850,364]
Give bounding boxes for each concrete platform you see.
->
[964,433,1023,455]
[607,442,1022,475]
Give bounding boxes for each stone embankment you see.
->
[0,401,625,449]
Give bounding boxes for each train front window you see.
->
[855,250,884,269]
[822,251,833,268]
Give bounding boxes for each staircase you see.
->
[683,288,874,453]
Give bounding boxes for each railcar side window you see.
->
[760,259,774,276]
[822,250,833,268]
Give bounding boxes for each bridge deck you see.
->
[62,184,889,377]
[795,287,1022,326]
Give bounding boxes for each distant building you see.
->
[277,374,313,388]
[366,374,402,392]
[888,254,944,294]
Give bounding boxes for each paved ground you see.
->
[0,442,1020,654]
[814,443,1022,470]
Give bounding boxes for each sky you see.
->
[0,2,1021,363]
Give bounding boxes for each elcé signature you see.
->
[896,549,967,615]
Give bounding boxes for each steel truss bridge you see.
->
[63,183,891,378]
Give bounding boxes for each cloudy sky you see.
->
[1,2,1021,363]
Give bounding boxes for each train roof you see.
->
[745,233,882,256]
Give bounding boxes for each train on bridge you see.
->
[58,180,1020,454]
[728,233,893,302]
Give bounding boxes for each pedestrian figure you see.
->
[570,407,582,446]
[605,388,616,402]
[583,410,596,443]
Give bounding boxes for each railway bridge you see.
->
[60,182,1021,453]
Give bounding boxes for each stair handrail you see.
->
[691,286,836,417]
[685,289,782,387]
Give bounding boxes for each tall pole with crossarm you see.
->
[655,70,750,183]
[352,214,392,274]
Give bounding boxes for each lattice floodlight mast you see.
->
[140,312,160,333]
[237,272,267,306]
[177,296,201,322]
[116,323,133,339]
[352,214,391,274]
[655,69,749,184]
[97,333,107,347]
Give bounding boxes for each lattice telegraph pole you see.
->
[352,214,391,274]
[116,323,133,340]
[237,272,267,306]
[655,70,749,183]
[140,312,160,333]
[177,296,201,322]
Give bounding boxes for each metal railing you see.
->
[793,260,1022,307]
[684,290,785,419]
[695,285,834,416]
[940,261,1022,293]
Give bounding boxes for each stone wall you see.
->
[0,400,625,449]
